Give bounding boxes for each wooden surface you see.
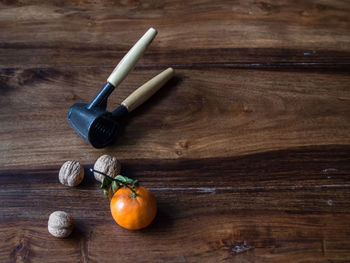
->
[0,0,350,262]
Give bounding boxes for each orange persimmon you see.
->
[110,186,157,230]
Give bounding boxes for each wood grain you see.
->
[1,146,350,262]
[1,0,350,262]
[0,0,350,68]
[0,68,349,169]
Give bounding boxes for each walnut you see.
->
[59,160,84,187]
[93,155,121,183]
[48,211,74,238]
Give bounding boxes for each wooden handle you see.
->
[122,68,174,112]
[107,28,157,87]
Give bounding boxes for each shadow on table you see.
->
[143,205,175,233]
[108,75,183,150]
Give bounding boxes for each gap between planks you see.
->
[0,62,350,70]
[2,184,350,194]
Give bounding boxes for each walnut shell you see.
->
[59,160,84,187]
[93,155,121,183]
[48,211,74,238]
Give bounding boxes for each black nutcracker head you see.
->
[67,82,128,148]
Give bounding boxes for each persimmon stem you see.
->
[124,184,137,198]
[90,168,138,198]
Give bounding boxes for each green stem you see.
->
[90,168,138,198]
[124,184,137,198]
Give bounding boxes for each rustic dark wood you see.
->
[1,0,350,69]
[1,0,350,262]
[1,68,349,169]
[1,146,350,262]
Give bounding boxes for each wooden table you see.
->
[1,1,350,262]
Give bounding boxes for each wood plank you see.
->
[0,68,349,169]
[1,145,349,191]
[2,214,350,263]
[1,147,350,262]
[1,0,350,262]
[0,0,350,67]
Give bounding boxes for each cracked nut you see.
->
[93,154,121,183]
[59,160,84,187]
[48,211,74,238]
